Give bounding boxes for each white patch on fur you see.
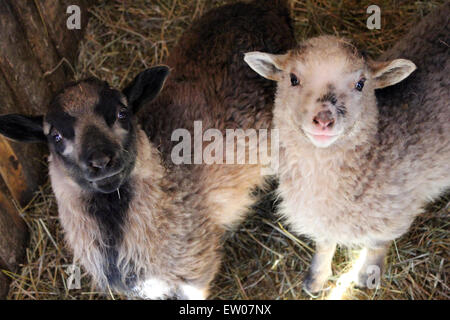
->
[133,278,172,300]
[180,284,207,300]
[43,121,51,135]
[113,123,128,140]
[62,143,74,156]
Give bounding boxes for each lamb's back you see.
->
[375,2,450,194]
[141,0,295,161]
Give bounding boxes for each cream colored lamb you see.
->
[244,7,449,293]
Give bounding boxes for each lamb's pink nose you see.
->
[313,110,335,129]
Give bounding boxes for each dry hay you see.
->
[5,0,449,300]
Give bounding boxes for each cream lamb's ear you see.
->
[244,51,288,81]
[369,59,417,89]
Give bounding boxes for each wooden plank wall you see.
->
[0,0,89,299]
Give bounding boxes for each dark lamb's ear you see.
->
[123,65,170,113]
[0,114,46,143]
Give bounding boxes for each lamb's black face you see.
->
[0,66,170,194]
[44,79,138,193]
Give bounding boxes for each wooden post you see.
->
[0,0,89,298]
[0,190,27,297]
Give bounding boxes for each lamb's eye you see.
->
[355,78,366,91]
[290,73,299,86]
[117,108,128,120]
[52,131,63,143]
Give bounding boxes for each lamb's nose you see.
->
[313,110,335,129]
[88,151,111,170]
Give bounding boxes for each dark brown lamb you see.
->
[141,0,295,228]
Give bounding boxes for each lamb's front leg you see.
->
[303,241,336,293]
[356,242,390,288]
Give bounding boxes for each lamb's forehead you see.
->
[290,36,366,75]
[51,80,126,116]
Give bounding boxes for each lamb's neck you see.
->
[130,128,165,190]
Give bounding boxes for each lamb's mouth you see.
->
[303,130,341,148]
[88,170,125,193]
